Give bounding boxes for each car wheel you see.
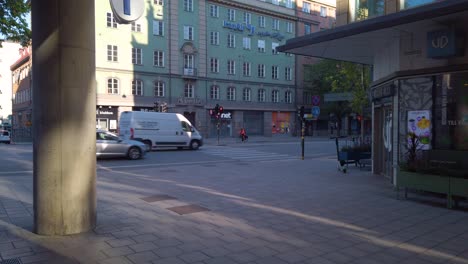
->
[189,140,200,150]
[128,147,142,160]
[143,140,152,151]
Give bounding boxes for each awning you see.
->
[277,0,468,64]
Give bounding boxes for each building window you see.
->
[243,37,251,50]
[228,34,236,48]
[132,80,143,96]
[184,26,194,41]
[401,0,437,9]
[285,67,292,81]
[153,50,164,67]
[131,21,141,32]
[227,60,236,75]
[258,40,265,52]
[210,5,219,17]
[243,62,251,77]
[320,6,327,17]
[258,64,265,78]
[210,32,219,45]
[154,0,163,5]
[184,54,194,69]
[258,89,265,102]
[227,87,236,101]
[272,0,279,5]
[153,19,164,36]
[272,42,279,54]
[354,0,384,20]
[106,12,117,28]
[272,19,280,30]
[434,72,468,151]
[228,9,236,21]
[154,81,165,97]
[107,45,118,62]
[210,85,220,100]
[285,91,292,103]
[259,16,265,28]
[132,48,142,65]
[184,0,193,12]
[243,88,251,101]
[272,66,279,79]
[210,58,219,73]
[244,12,251,24]
[304,23,311,35]
[286,22,293,33]
[272,90,279,103]
[285,0,293,8]
[184,82,194,98]
[107,78,119,94]
[302,1,311,13]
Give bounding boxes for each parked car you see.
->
[0,130,11,144]
[96,130,148,160]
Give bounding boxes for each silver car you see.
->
[96,130,147,160]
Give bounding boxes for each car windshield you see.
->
[97,131,119,141]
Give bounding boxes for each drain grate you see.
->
[0,259,22,264]
[140,194,177,203]
[167,204,210,215]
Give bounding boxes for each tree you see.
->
[305,59,371,137]
[0,0,31,47]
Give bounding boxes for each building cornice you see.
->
[210,0,298,21]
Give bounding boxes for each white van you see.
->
[118,111,203,150]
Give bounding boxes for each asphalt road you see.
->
[0,140,338,176]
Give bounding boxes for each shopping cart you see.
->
[331,136,361,174]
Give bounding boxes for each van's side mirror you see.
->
[191,128,195,132]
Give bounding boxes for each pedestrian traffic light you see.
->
[219,105,223,114]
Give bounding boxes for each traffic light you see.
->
[214,104,220,116]
[219,105,223,114]
[299,106,305,121]
[154,102,159,112]
[357,114,362,122]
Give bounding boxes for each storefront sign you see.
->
[427,29,464,59]
[177,97,203,105]
[371,84,395,101]
[223,21,255,35]
[222,21,285,41]
[407,110,431,150]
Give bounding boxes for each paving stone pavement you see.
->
[0,155,468,264]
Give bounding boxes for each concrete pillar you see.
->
[32,0,96,235]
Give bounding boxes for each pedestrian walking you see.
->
[239,128,248,142]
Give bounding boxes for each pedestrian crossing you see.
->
[201,146,298,162]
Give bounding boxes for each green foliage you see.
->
[0,0,31,47]
[304,59,371,114]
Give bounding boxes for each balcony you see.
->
[183,68,198,79]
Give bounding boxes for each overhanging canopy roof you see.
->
[277,0,468,64]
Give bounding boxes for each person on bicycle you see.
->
[240,128,248,142]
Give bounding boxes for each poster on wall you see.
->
[407,110,431,150]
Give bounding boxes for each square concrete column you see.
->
[32,0,97,235]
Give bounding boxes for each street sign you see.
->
[311,106,320,118]
[312,95,320,106]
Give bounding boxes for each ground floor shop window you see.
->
[434,72,468,150]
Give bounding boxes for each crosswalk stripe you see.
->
[201,147,296,162]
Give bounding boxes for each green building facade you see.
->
[95,0,299,137]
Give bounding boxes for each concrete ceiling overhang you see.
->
[277,0,468,65]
